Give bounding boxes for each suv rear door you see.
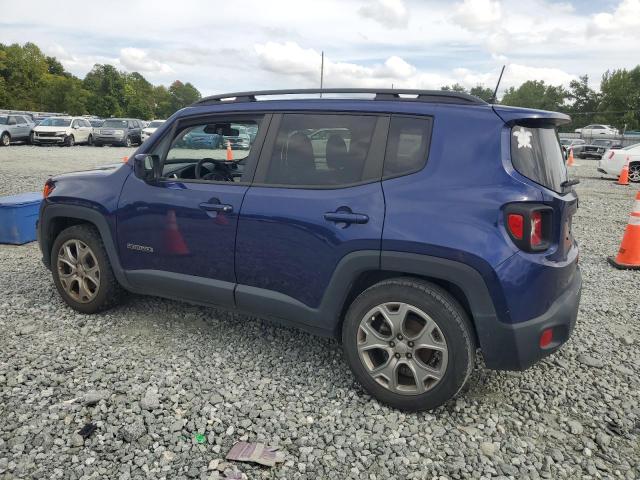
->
[234,112,388,325]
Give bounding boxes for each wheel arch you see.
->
[39,203,132,289]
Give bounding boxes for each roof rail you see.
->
[193,88,486,106]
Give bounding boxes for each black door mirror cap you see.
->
[134,153,161,182]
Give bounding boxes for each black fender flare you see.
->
[39,203,133,290]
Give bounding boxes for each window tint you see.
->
[72,120,80,128]
[161,118,261,183]
[265,114,378,186]
[383,116,432,177]
[511,126,568,193]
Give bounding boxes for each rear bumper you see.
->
[482,267,582,370]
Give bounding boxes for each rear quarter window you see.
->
[383,116,432,178]
[511,126,568,194]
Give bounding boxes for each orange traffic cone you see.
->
[164,209,189,255]
[123,156,129,163]
[567,148,575,167]
[226,141,233,161]
[608,191,640,270]
[617,157,630,185]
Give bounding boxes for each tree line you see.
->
[441,66,640,132]
[0,42,201,120]
[2,42,639,130]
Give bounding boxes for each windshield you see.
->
[511,126,568,194]
[149,121,164,128]
[39,118,71,127]
[102,120,128,128]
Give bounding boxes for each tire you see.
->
[28,132,35,145]
[629,163,640,183]
[87,134,93,146]
[51,224,124,314]
[64,135,75,147]
[342,278,475,411]
[124,136,132,147]
[0,132,10,146]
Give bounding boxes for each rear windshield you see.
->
[511,126,568,194]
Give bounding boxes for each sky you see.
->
[1,0,639,97]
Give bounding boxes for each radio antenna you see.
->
[490,65,505,104]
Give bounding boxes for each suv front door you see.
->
[234,113,388,329]
[116,114,269,307]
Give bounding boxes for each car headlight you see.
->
[114,129,124,136]
[57,131,66,136]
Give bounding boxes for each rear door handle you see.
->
[323,212,369,224]
[199,202,233,213]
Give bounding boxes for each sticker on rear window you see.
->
[513,127,532,149]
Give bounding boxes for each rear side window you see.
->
[383,116,432,178]
[511,126,568,193]
[265,114,380,186]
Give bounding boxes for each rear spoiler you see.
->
[492,105,571,127]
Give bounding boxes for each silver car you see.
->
[0,114,35,146]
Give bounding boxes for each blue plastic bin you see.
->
[0,192,42,245]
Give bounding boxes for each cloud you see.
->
[452,0,502,30]
[358,0,409,28]
[119,48,173,74]
[588,0,640,36]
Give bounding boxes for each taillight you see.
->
[504,204,552,252]
[507,214,524,240]
[43,180,55,198]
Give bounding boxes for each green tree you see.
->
[39,74,89,114]
[168,80,201,112]
[0,42,49,110]
[152,85,173,119]
[123,72,154,119]
[501,80,567,112]
[597,67,640,131]
[565,75,600,127]
[469,85,495,102]
[440,83,467,93]
[83,64,125,117]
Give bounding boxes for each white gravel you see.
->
[0,145,638,479]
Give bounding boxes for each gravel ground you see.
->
[0,145,638,480]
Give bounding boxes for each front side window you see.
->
[383,116,432,178]
[161,118,262,183]
[265,114,378,186]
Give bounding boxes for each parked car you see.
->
[37,88,581,411]
[32,117,94,146]
[93,118,143,147]
[174,125,222,149]
[222,124,251,150]
[141,120,166,142]
[0,114,35,146]
[598,143,640,182]
[559,138,585,155]
[574,139,623,160]
[575,124,619,137]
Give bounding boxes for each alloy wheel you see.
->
[56,239,100,303]
[1,134,9,146]
[629,164,640,182]
[357,302,448,395]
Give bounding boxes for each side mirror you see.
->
[134,154,161,182]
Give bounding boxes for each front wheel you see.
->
[629,163,640,183]
[342,278,475,411]
[64,135,75,147]
[51,225,123,314]
[124,136,132,147]
[87,134,93,146]
[0,132,10,146]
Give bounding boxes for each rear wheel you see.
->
[342,278,475,411]
[629,163,640,183]
[1,132,10,146]
[28,132,35,144]
[51,225,123,314]
[87,134,93,146]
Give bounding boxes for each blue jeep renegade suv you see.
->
[38,89,581,411]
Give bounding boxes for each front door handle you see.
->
[323,211,369,224]
[199,202,233,213]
